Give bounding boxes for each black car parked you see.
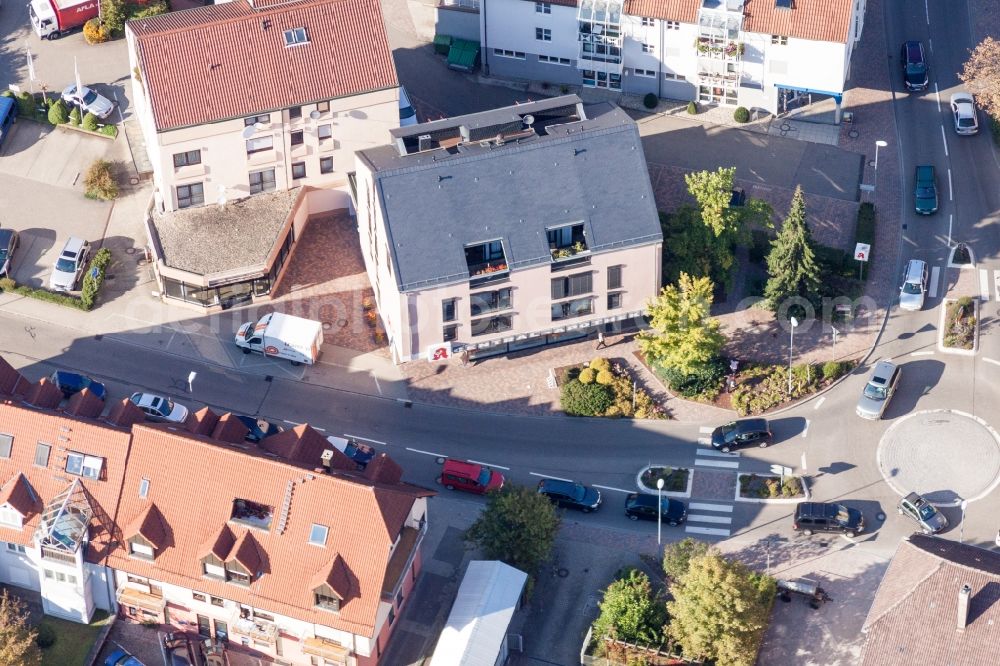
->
[235,415,284,443]
[50,370,107,401]
[901,40,928,90]
[537,479,602,512]
[793,502,864,537]
[710,418,772,453]
[625,493,686,525]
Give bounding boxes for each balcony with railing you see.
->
[116,585,166,614]
[465,240,509,288]
[232,613,279,644]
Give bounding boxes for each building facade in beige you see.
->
[354,96,664,363]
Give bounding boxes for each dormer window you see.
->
[202,557,226,579]
[230,499,273,531]
[547,223,588,259]
[0,505,23,529]
[314,590,340,612]
[465,240,508,277]
[283,27,309,47]
[65,452,104,480]
[128,537,155,560]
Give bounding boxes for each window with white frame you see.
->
[641,17,654,27]
[6,542,26,554]
[245,135,274,155]
[34,442,50,467]
[204,562,226,578]
[633,68,656,77]
[665,20,680,30]
[317,124,333,140]
[65,452,104,479]
[536,27,552,41]
[0,505,22,528]
[771,34,788,45]
[309,524,329,546]
[641,43,654,53]
[535,1,551,13]
[283,27,309,47]
[664,72,686,81]
[493,48,526,59]
[129,541,154,559]
[539,55,571,65]
[0,434,12,459]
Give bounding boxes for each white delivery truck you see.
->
[235,312,323,365]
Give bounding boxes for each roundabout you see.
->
[877,410,1000,506]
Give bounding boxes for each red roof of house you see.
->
[128,0,399,131]
[0,473,40,518]
[107,425,428,636]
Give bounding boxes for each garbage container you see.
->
[433,34,453,55]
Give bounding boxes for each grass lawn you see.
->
[39,610,110,666]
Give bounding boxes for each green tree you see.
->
[638,273,725,375]
[465,485,560,575]
[592,568,667,645]
[667,552,775,666]
[101,0,127,34]
[763,186,821,314]
[0,590,41,666]
[68,106,81,126]
[662,537,711,582]
[82,111,99,131]
[47,99,69,125]
[959,36,1000,121]
[685,167,740,237]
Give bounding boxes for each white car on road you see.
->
[129,392,189,424]
[950,92,979,135]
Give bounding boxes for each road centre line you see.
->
[911,351,934,356]
[948,168,953,201]
[934,81,941,105]
[594,484,633,494]
[925,0,929,24]
[468,459,510,470]
[814,396,825,410]
[689,502,734,513]
[529,472,573,482]
[983,358,1000,367]
[940,125,949,157]
[344,434,386,446]
[948,214,953,247]
[802,419,810,438]
[406,447,448,458]
[929,266,940,297]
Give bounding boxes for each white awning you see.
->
[429,561,528,666]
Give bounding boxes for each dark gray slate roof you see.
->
[357,102,662,292]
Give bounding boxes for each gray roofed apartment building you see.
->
[353,95,663,363]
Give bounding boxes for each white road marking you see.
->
[697,437,711,445]
[468,459,510,470]
[283,420,302,425]
[344,434,386,446]
[694,459,740,469]
[594,484,633,494]
[685,526,731,537]
[686,514,732,525]
[699,426,714,434]
[814,396,825,410]
[313,426,326,432]
[928,38,933,54]
[689,503,734,513]
[371,372,382,395]
[980,269,990,301]
[801,453,807,471]
[697,448,740,458]
[406,447,449,458]
[910,351,934,356]
[934,81,941,104]
[802,419,810,438]
[983,358,1000,368]
[529,472,572,482]
[924,0,930,24]
[948,168,953,201]
[941,125,949,157]
[948,214,953,247]
[995,271,1000,303]
[929,266,940,297]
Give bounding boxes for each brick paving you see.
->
[691,468,739,501]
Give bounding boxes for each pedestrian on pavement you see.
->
[595,331,607,350]
[460,349,470,367]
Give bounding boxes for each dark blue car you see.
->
[235,415,284,443]
[105,646,144,666]
[51,370,107,400]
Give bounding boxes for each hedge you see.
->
[0,278,88,310]
[0,247,113,311]
[81,247,112,309]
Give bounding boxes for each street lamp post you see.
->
[873,140,887,191]
[656,478,665,546]
[787,316,799,395]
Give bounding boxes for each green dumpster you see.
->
[433,34,453,55]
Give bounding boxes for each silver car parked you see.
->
[856,360,901,420]
[898,492,948,534]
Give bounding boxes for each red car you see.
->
[438,458,504,495]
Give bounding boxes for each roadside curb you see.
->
[937,298,979,356]
[635,465,693,498]
[734,473,810,504]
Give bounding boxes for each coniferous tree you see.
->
[763,186,820,315]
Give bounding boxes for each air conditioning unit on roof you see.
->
[418,134,432,151]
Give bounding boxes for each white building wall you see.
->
[38,555,91,622]
[0,541,40,592]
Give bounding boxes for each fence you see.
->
[580,626,704,666]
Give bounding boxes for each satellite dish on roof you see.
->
[241,125,256,139]
[523,114,535,126]
[309,110,321,120]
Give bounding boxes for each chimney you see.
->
[957,583,971,632]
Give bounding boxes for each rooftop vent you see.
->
[418,134,433,152]
[957,583,971,632]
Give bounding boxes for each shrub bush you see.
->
[80,247,112,309]
[82,111,99,131]
[16,91,36,119]
[98,124,118,138]
[731,363,824,415]
[69,106,82,126]
[129,0,169,20]
[734,106,750,123]
[578,367,596,384]
[686,101,698,114]
[102,0,127,34]
[35,623,56,648]
[658,357,727,400]
[590,357,611,373]
[781,477,802,497]
[0,277,15,292]
[0,279,87,310]
[83,18,112,44]
[561,379,614,416]
[83,159,119,201]
[821,361,848,381]
[48,99,69,125]
[643,92,658,109]
[595,369,614,385]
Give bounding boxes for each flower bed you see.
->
[729,361,854,416]
[638,467,690,494]
[560,357,666,419]
[737,473,806,502]
[943,297,976,349]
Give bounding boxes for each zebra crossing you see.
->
[925,267,1000,302]
[686,430,739,536]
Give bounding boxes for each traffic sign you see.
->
[854,243,870,262]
